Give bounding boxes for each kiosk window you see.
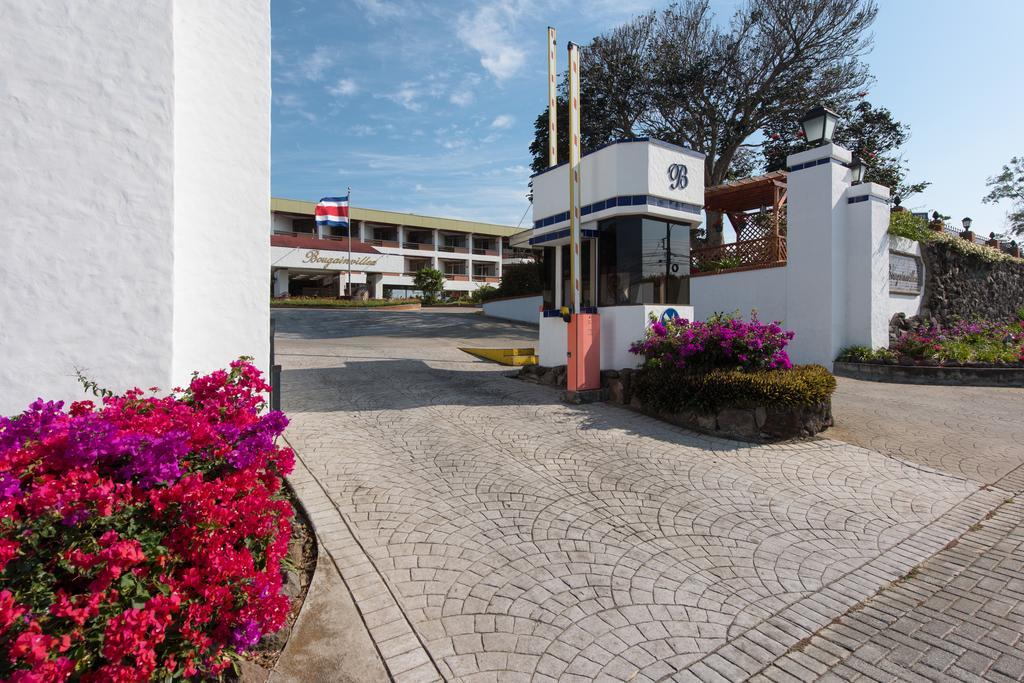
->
[598,216,690,306]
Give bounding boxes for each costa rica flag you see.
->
[315,195,350,235]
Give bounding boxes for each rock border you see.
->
[833,361,1024,387]
[517,365,834,442]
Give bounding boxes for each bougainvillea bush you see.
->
[839,315,1024,365]
[629,312,835,413]
[0,360,293,682]
[629,311,795,372]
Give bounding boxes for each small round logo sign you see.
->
[659,308,681,325]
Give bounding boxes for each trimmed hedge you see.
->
[633,364,836,413]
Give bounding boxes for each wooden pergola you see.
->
[690,171,789,275]
[703,170,788,242]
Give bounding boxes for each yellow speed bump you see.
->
[459,347,538,366]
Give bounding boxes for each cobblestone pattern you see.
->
[273,310,1004,682]
[830,377,1024,491]
[756,493,1024,683]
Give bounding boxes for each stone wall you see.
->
[919,241,1024,325]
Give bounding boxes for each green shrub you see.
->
[889,211,1024,266]
[888,210,931,242]
[836,346,897,362]
[633,364,836,413]
[472,284,499,303]
[496,262,543,297]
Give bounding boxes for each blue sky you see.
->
[271,0,1024,235]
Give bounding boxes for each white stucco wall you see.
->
[538,315,568,367]
[690,267,789,325]
[172,1,270,383]
[0,2,270,415]
[482,296,543,325]
[0,2,177,412]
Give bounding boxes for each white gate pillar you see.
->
[785,143,892,366]
[844,182,891,351]
[784,143,853,366]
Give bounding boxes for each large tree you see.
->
[982,157,1024,237]
[530,0,880,187]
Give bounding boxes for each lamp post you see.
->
[961,217,972,232]
[848,155,867,184]
[799,106,840,145]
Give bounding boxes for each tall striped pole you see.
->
[567,41,582,314]
[547,27,558,169]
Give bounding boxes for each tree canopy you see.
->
[529,0,926,197]
[983,157,1024,237]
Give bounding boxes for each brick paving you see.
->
[274,310,1024,682]
[830,377,1024,491]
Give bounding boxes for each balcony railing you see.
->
[364,238,400,248]
[690,235,787,276]
[402,241,434,251]
[439,245,469,253]
[471,247,499,256]
[273,230,347,241]
[474,275,500,282]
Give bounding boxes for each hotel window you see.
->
[597,217,690,306]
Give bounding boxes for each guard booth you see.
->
[514,138,705,370]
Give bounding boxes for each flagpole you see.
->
[346,186,353,299]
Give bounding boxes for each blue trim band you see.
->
[532,195,702,232]
[847,194,889,205]
[528,228,599,245]
[787,157,848,173]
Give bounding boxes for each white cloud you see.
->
[382,82,422,111]
[450,90,473,106]
[350,124,375,136]
[490,114,515,129]
[456,3,527,81]
[275,93,317,122]
[299,46,336,81]
[353,0,405,22]
[328,78,357,96]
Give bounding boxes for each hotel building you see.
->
[270,198,532,298]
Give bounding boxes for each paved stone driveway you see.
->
[275,309,1024,682]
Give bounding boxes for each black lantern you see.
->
[799,106,840,144]
[848,155,867,184]
[962,217,972,231]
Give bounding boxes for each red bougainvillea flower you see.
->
[0,360,293,681]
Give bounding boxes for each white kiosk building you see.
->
[517,135,896,370]
[519,138,705,369]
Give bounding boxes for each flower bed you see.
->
[839,313,1024,368]
[520,312,836,441]
[625,313,834,440]
[0,361,294,682]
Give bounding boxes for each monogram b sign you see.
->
[667,163,689,190]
